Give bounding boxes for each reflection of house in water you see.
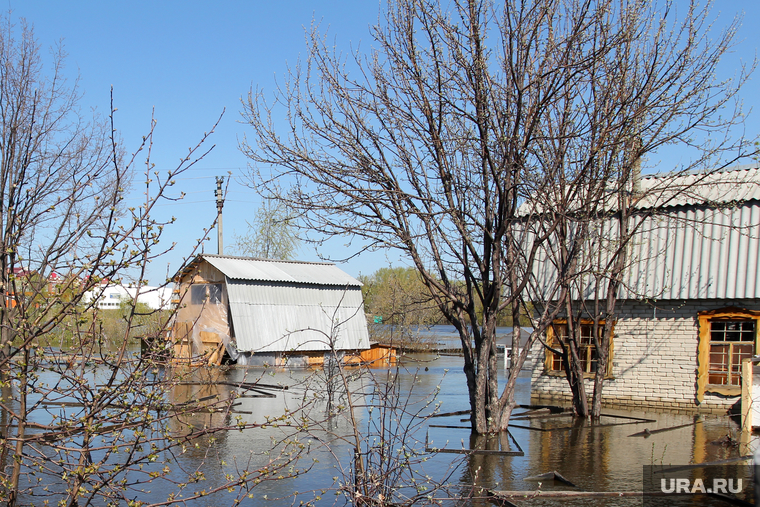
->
[170,254,379,366]
[520,411,746,495]
[531,165,760,413]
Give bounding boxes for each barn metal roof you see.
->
[178,255,369,352]
[200,255,363,287]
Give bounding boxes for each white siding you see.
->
[621,204,760,300]
[529,201,760,301]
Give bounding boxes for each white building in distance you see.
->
[83,284,173,311]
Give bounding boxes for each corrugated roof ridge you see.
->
[640,162,760,181]
[200,254,335,267]
[632,162,760,211]
[199,255,363,286]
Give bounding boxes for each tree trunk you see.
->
[591,319,614,418]
[7,346,29,507]
[564,298,589,417]
[460,315,517,434]
[564,342,589,418]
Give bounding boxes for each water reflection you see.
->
[391,354,754,505]
[166,367,234,439]
[6,351,753,505]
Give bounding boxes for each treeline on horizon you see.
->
[359,266,532,332]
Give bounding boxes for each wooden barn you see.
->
[170,254,376,366]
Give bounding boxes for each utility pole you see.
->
[215,176,225,255]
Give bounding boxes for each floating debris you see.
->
[523,471,578,488]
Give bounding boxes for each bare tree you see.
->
[0,19,311,505]
[241,0,751,433]
[278,294,459,505]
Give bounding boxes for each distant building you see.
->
[84,283,173,311]
[2,269,70,308]
[170,254,372,366]
[531,164,760,413]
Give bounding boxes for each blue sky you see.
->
[9,0,760,286]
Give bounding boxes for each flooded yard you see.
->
[138,353,755,505]
[7,350,755,505]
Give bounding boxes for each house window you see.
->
[190,284,223,305]
[697,307,760,402]
[708,321,755,386]
[545,320,613,377]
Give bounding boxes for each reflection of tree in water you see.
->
[570,418,609,489]
[167,370,234,449]
[462,432,515,495]
[323,353,347,420]
[531,417,614,491]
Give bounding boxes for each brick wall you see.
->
[530,299,760,412]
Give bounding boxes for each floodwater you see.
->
[150,354,756,505]
[373,324,528,350]
[9,350,756,505]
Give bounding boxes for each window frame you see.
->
[544,319,615,379]
[697,307,760,401]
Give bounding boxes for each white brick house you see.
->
[530,164,760,412]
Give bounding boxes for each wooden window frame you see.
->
[544,319,615,379]
[697,307,760,401]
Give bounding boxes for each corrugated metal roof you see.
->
[620,204,760,300]
[518,163,760,217]
[200,255,363,287]
[635,163,760,209]
[226,280,370,352]
[530,198,760,301]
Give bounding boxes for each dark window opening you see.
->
[190,284,223,305]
